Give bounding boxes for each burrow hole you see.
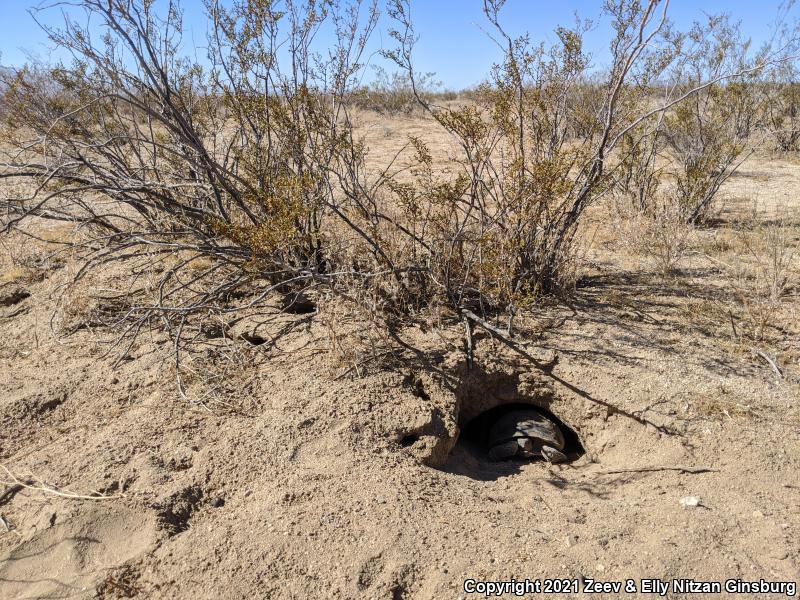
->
[399,433,420,448]
[459,402,585,463]
[281,292,317,314]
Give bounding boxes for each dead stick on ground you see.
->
[751,347,783,379]
[1,465,124,501]
[597,465,719,475]
[462,314,474,370]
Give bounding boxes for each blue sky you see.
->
[0,1,790,89]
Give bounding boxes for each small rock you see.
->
[596,563,606,572]
[565,535,577,548]
[752,510,764,518]
[680,495,701,508]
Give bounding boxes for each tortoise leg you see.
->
[488,440,519,461]
[516,437,536,458]
[541,445,568,464]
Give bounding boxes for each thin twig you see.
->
[728,310,739,341]
[0,306,29,320]
[751,347,783,379]
[596,465,719,475]
[461,308,557,370]
[462,315,474,370]
[334,349,397,381]
[1,465,124,501]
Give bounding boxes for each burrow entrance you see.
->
[437,401,585,480]
[460,402,584,462]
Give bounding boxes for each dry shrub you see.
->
[690,210,799,344]
[1,0,798,376]
[379,0,689,322]
[764,54,800,152]
[0,0,383,376]
[0,227,70,284]
[432,90,459,102]
[615,14,790,224]
[567,79,608,140]
[317,294,396,376]
[660,12,766,224]
[663,81,757,223]
[618,198,695,275]
[614,123,664,214]
[726,219,798,341]
[766,82,800,151]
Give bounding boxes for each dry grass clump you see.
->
[95,565,143,599]
[613,199,697,276]
[725,221,799,342]
[168,338,256,412]
[686,210,799,350]
[693,388,754,420]
[0,226,71,285]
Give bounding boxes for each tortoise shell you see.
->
[486,407,566,461]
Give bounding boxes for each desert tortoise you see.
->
[486,407,568,463]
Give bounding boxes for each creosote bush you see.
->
[765,63,800,151]
[614,14,774,225]
[1,0,798,376]
[663,80,759,224]
[1,0,381,359]
[378,0,687,324]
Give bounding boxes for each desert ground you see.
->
[0,111,798,599]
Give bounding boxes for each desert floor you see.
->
[0,113,798,599]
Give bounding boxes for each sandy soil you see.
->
[0,118,798,599]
